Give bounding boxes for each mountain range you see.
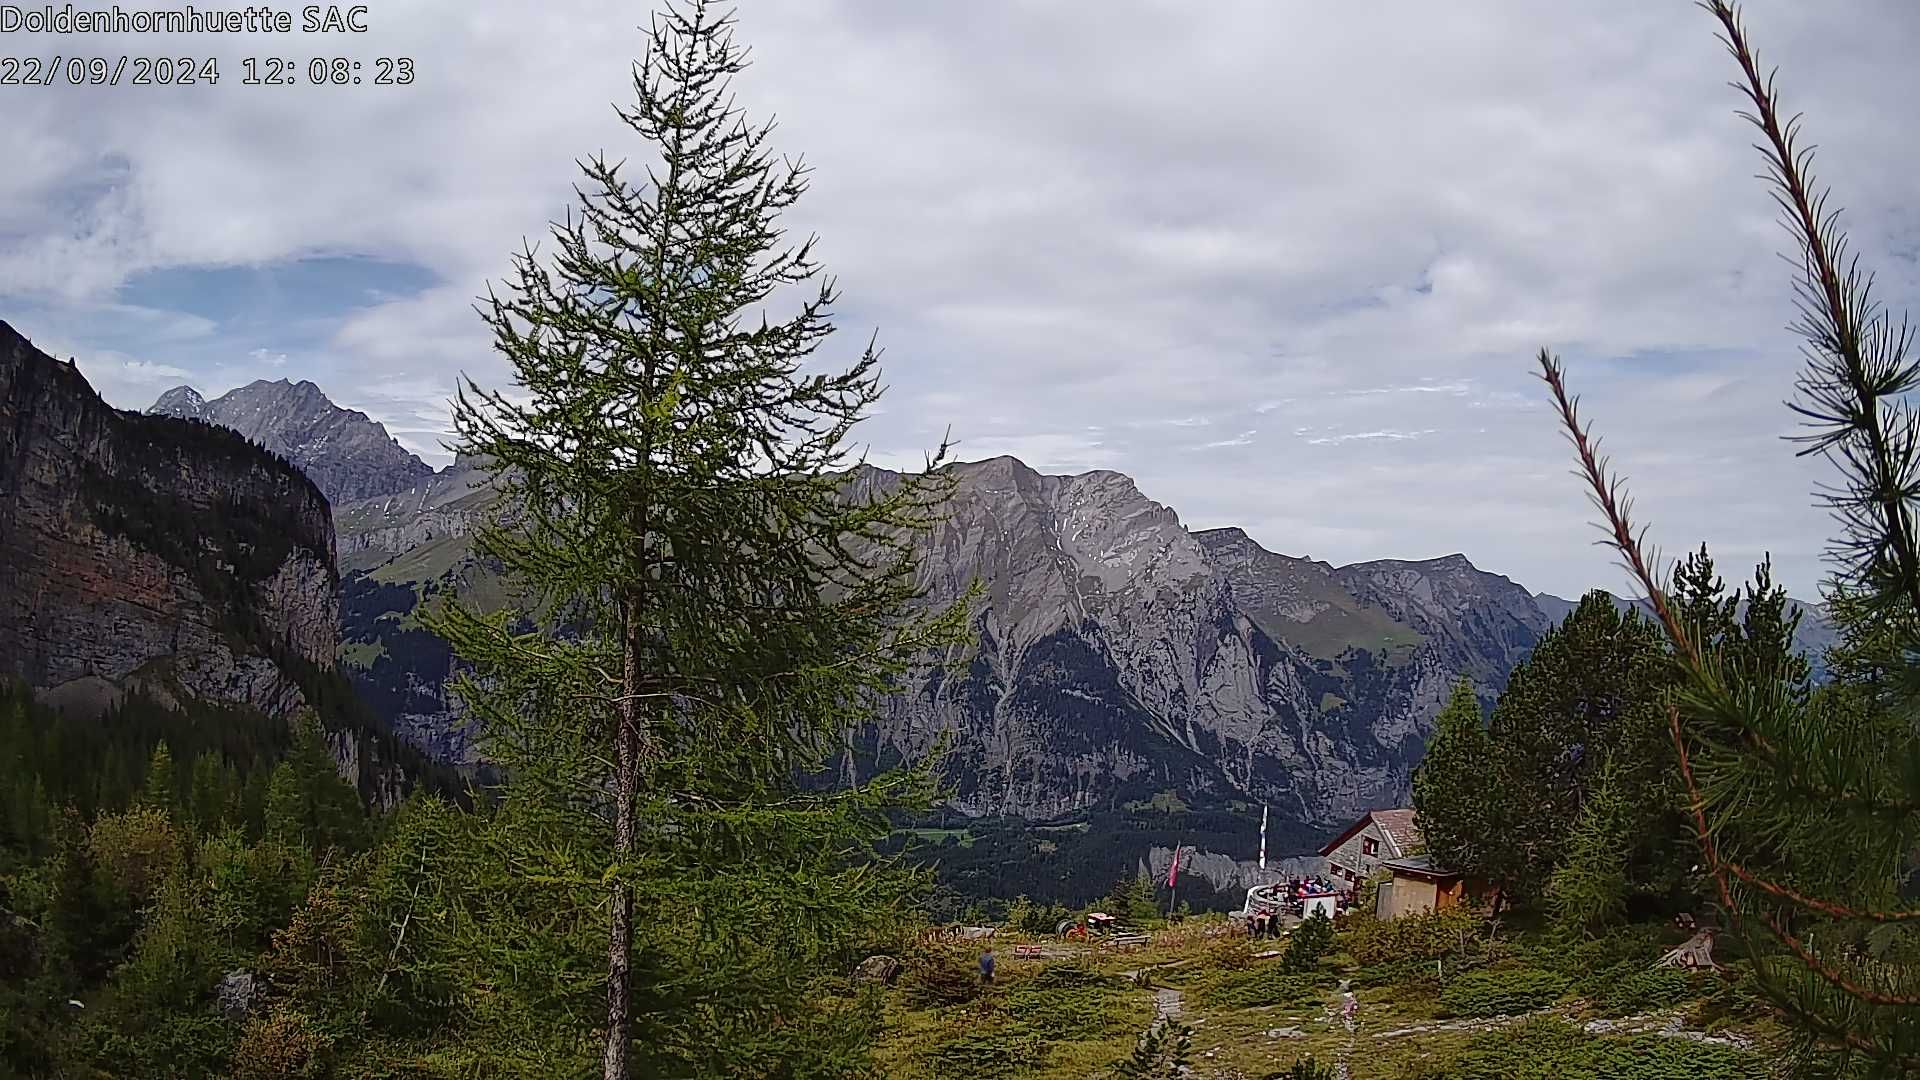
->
[271,383,1832,832]
[0,331,1838,853]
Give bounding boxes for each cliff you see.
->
[0,321,337,715]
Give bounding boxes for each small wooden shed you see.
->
[1374,854,1497,920]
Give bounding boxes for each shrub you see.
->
[1350,956,1437,991]
[1343,905,1485,967]
[229,1010,331,1080]
[1003,894,1071,937]
[1112,1021,1191,1079]
[1198,965,1333,1010]
[1267,1055,1339,1079]
[1532,924,1668,980]
[1686,968,1772,1031]
[1594,966,1699,1016]
[87,806,181,903]
[1438,1016,1769,1079]
[1028,963,1119,991]
[1197,936,1256,972]
[1283,911,1335,973]
[900,947,984,1008]
[928,1031,1051,1078]
[1438,968,1571,1018]
[1004,965,1128,1041]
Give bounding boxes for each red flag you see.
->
[1167,846,1181,888]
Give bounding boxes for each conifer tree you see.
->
[140,741,176,814]
[189,752,227,835]
[427,2,969,1074]
[263,763,306,849]
[1544,760,1633,938]
[1410,678,1502,883]
[1481,594,1669,902]
[1539,2,1920,1067]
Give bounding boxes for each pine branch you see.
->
[1700,0,1920,617]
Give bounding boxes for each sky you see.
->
[4,1,1917,600]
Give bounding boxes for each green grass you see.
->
[366,533,475,585]
[1233,575,1426,663]
[874,915,1784,1080]
[337,640,387,669]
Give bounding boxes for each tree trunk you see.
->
[603,596,642,1080]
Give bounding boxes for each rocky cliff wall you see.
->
[0,320,337,716]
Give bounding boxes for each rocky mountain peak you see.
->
[150,384,210,420]
[148,376,433,506]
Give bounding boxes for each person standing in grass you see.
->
[979,946,995,985]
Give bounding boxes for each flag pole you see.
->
[1166,835,1186,918]
[1259,804,1268,874]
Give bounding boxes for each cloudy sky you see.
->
[4,0,1916,600]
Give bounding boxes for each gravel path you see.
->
[1152,987,1185,1031]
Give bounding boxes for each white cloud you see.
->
[2,0,1914,596]
[120,359,192,382]
[1303,430,1438,446]
[1193,430,1258,450]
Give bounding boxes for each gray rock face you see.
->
[148,378,433,505]
[333,450,1836,832]
[0,320,336,718]
[844,458,1547,826]
[1138,845,1325,897]
[1,321,440,812]
[333,454,493,575]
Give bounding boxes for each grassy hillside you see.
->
[869,910,1783,1079]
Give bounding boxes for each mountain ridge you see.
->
[149,378,433,505]
[102,373,1836,829]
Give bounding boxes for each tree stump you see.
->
[1654,928,1718,970]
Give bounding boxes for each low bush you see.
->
[1350,956,1436,991]
[1685,967,1772,1031]
[1283,911,1335,973]
[1437,1016,1769,1079]
[1265,1054,1339,1079]
[1197,936,1258,972]
[900,947,984,1008]
[1437,967,1571,1018]
[1343,905,1486,967]
[229,1010,331,1080]
[1027,963,1120,991]
[1530,924,1668,980]
[927,1031,1052,1078]
[1594,965,1699,1016]
[1003,965,1129,1041]
[1197,964,1333,1010]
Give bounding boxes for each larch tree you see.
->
[139,741,175,814]
[427,2,970,1076]
[1539,1,1920,1069]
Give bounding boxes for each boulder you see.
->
[218,970,257,1021]
[853,955,901,986]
